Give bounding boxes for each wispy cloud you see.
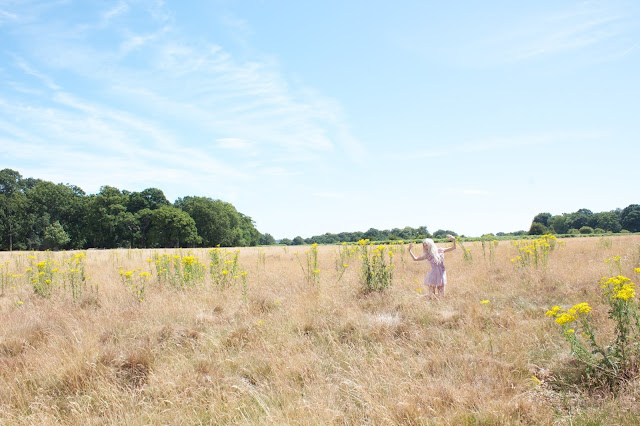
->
[0,8,18,22]
[0,0,365,198]
[461,189,489,196]
[14,57,61,90]
[216,138,256,153]
[443,1,637,67]
[510,12,622,61]
[102,1,129,23]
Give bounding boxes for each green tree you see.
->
[549,215,568,234]
[566,209,596,230]
[23,180,88,250]
[176,196,259,247]
[528,222,548,235]
[0,169,27,251]
[134,208,154,248]
[127,188,170,213]
[532,212,552,227]
[292,236,305,245]
[85,186,130,248]
[259,233,276,245]
[595,211,622,233]
[433,229,457,238]
[43,221,71,250]
[621,204,640,232]
[148,206,201,248]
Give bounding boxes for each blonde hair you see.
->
[423,238,442,265]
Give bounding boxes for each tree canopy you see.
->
[0,169,261,250]
[528,206,638,235]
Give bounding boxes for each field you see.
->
[1,236,640,425]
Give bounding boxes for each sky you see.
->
[1,0,639,239]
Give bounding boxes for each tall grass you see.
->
[1,237,640,424]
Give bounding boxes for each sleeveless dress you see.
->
[424,248,446,287]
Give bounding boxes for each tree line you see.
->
[528,206,640,236]
[0,169,269,251]
[278,226,459,245]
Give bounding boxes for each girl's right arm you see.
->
[408,243,427,261]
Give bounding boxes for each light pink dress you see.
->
[424,248,446,287]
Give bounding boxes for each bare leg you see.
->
[435,285,445,297]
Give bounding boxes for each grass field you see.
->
[1,236,640,424]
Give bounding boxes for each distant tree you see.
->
[176,196,260,247]
[127,188,170,213]
[85,186,131,248]
[279,238,292,245]
[292,236,305,245]
[566,210,595,230]
[363,228,381,241]
[134,208,154,248]
[532,212,552,227]
[416,226,430,238]
[549,215,568,234]
[43,221,71,250]
[595,211,622,233]
[433,229,457,238]
[528,222,547,235]
[579,226,594,234]
[148,206,201,248]
[621,204,640,232]
[0,169,26,250]
[259,233,276,245]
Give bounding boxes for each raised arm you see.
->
[408,242,428,261]
[442,234,457,253]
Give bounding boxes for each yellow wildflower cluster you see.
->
[209,247,241,288]
[546,302,592,325]
[600,275,636,301]
[511,234,560,268]
[604,255,623,275]
[119,268,149,302]
[358,240,394,292]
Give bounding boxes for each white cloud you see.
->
[103,1,129,22]
[0,8,18,22]
[312,192,346,199]
[14,57,60,90]
[216,138,255,152]
[461,189,489,195]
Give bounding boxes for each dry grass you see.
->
[1,236,640,424]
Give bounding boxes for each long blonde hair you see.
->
[423,238,442,265]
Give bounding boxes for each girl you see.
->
[408,234,456,296]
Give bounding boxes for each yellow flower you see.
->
[614,284,635,300]
[480,300,490,305]
[555,313,576,325]
[564,329,575,335]
[530,376,542,386]
[545,305,562,317]
[568,302,592,315]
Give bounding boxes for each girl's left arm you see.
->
[442,234,457,253]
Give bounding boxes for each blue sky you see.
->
[1,0,639,239]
